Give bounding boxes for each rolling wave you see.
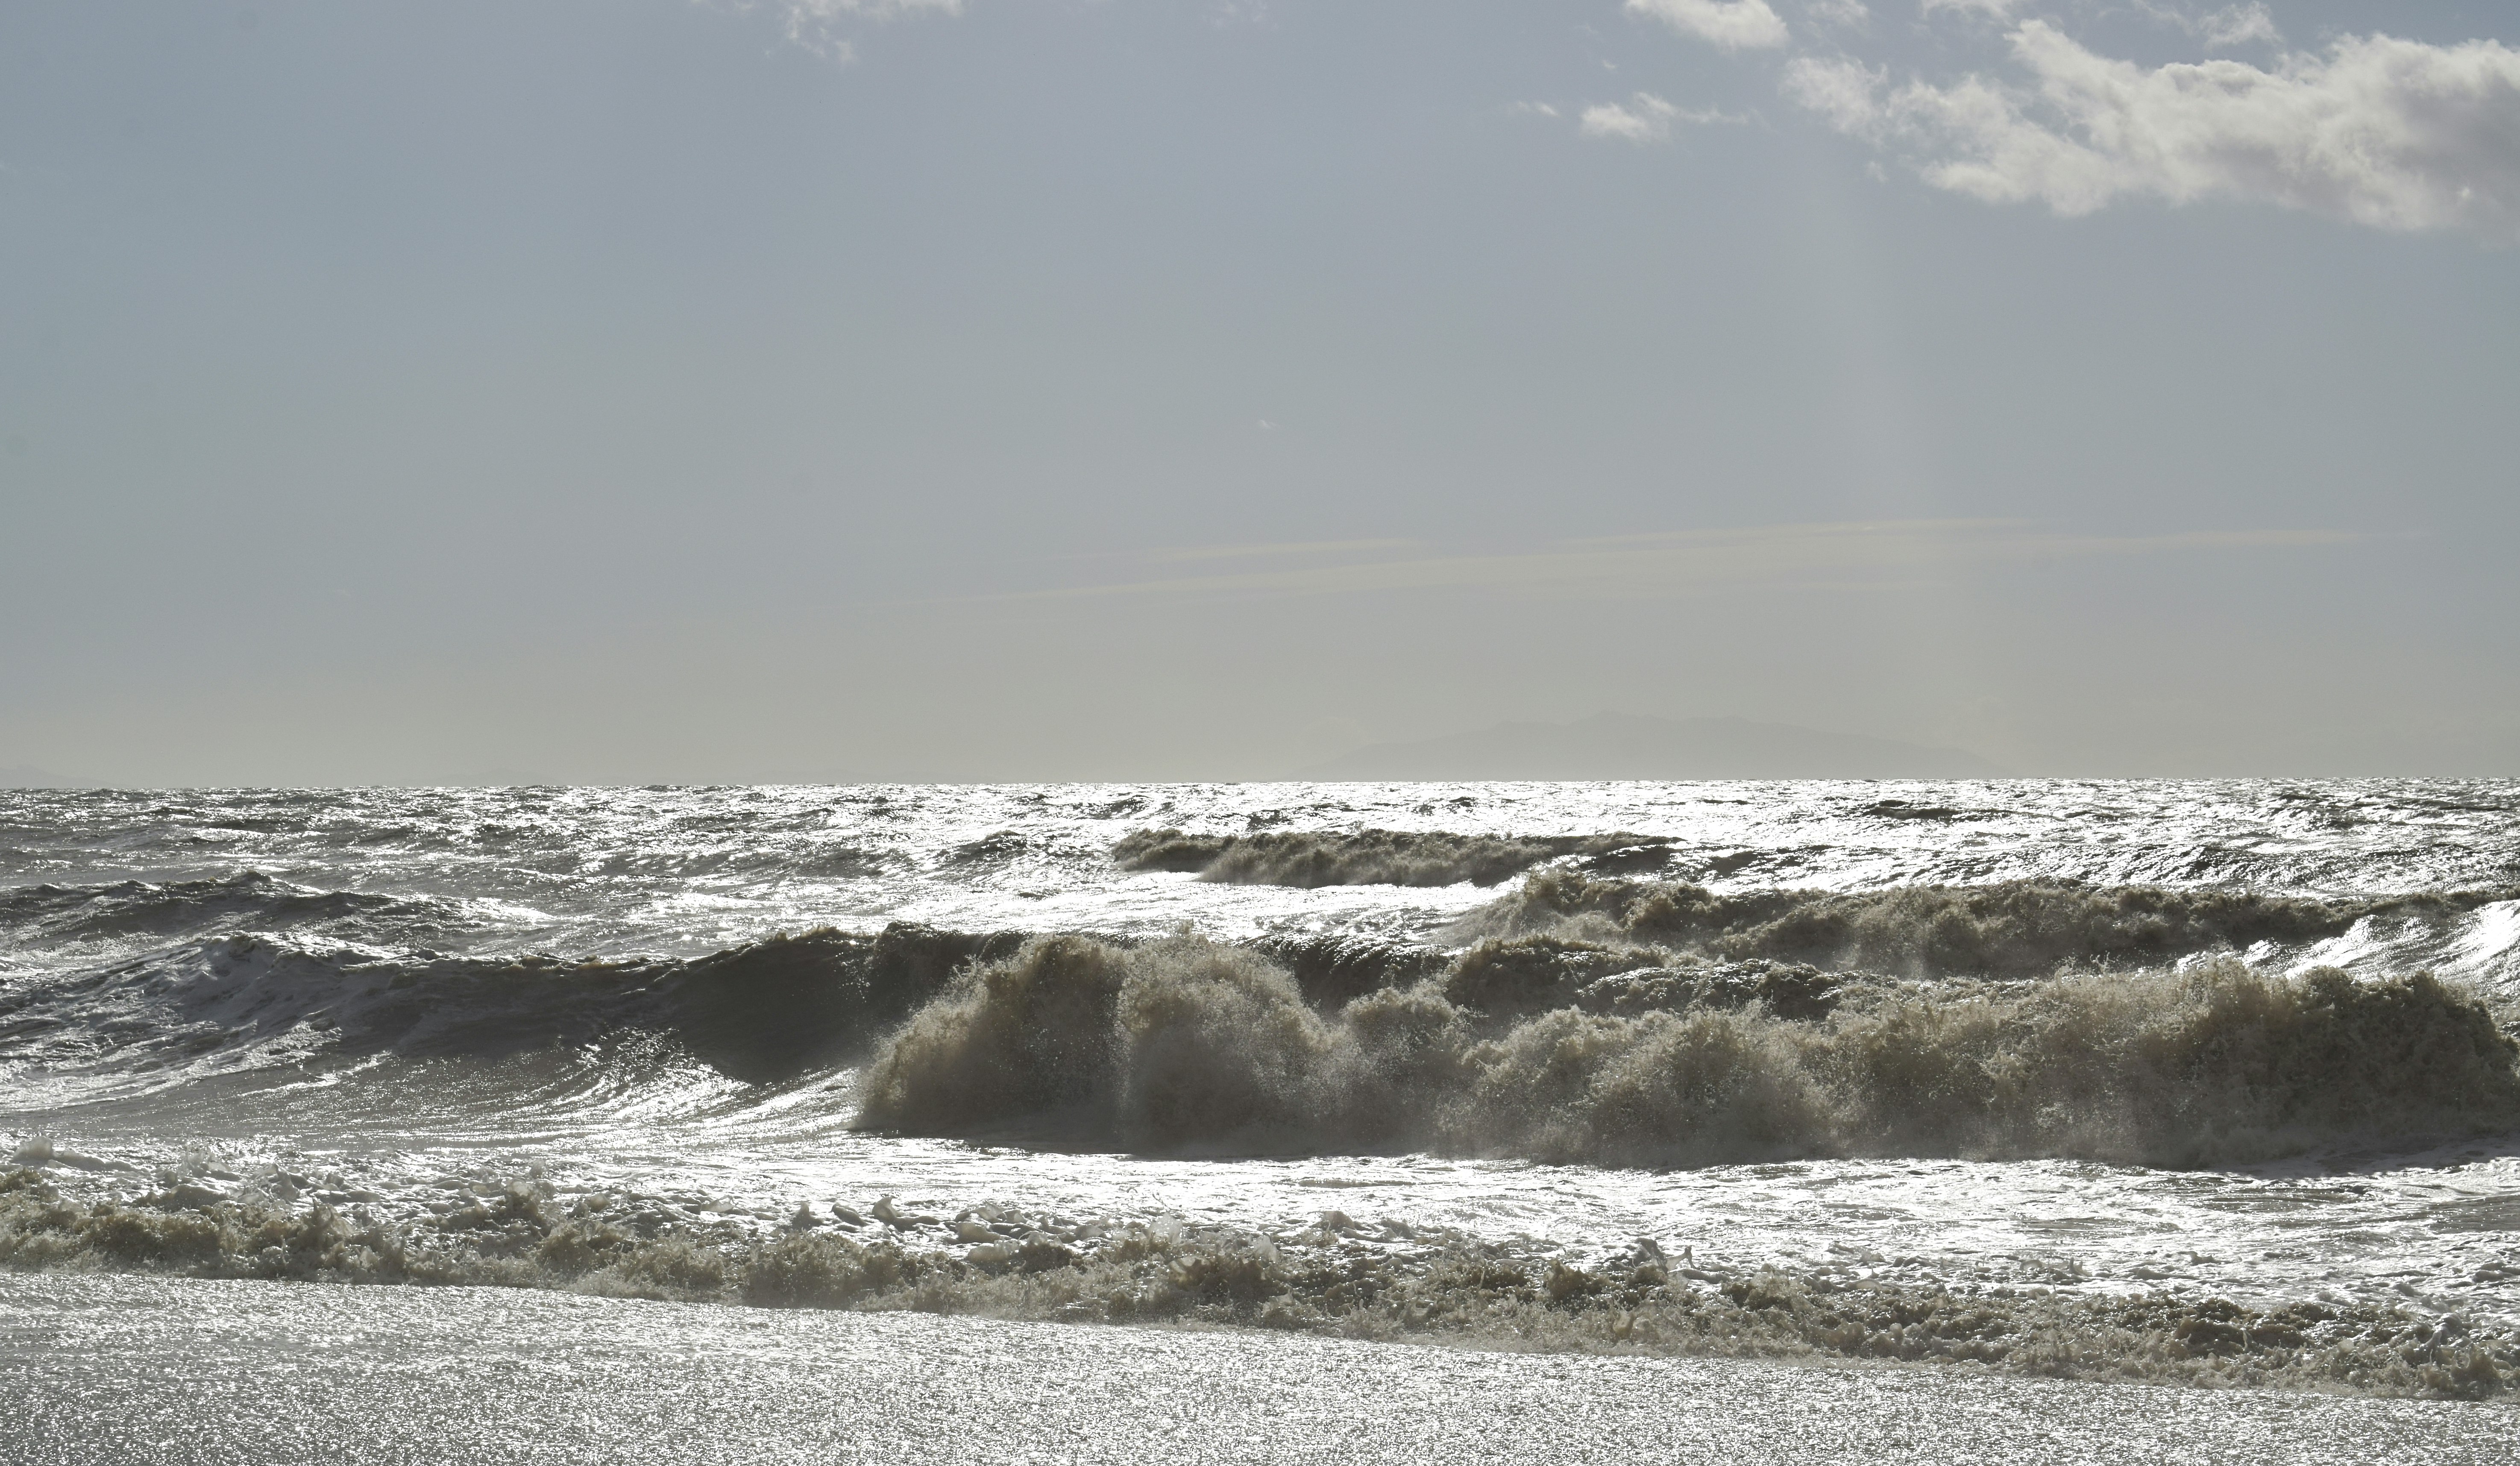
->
[1464,871,2520,979]
[0,871,482,951]
[0,923,1019,1085]
[856,932,2520,1167]
[11,873,2517,1163]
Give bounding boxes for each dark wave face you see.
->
[0,872,483,953]
[0,924,1021,1088]
[1111,829,1680,887]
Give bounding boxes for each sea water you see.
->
[4,780,2517,1399]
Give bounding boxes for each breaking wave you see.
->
[17,875,2520,1163]
[1464,872,2520,979]
[1111,829,1677,887]
[5,1169,2508,1398]
[856,933,2520,1167]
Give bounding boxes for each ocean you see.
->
[5,779,2519,1425]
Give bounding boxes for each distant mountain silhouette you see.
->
[0,765,77,789]
[1299,713,2008,781]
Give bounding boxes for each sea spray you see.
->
[858,934,2520,1166]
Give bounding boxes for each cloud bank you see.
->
[1786,23,2520,240]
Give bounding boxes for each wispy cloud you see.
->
[1917,0,2021,20]
[1628,0,1792,53]
[2178,3,2280,50]
[1785,25,2520,241]
[2127,3,2281,50]
[976,520,2359,604]
[1802,0,1871,29]
[1580,93,1746,141]
[751,0,965,59]
[782,0,963,16]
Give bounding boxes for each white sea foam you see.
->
[3,779,2518,1389]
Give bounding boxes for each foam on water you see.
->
[5,780,2520,1396]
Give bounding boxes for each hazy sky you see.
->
[4,0,2515,784]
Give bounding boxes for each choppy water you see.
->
[5,780,2520,1352]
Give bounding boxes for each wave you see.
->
[0,1171,2505,1399]
[17,881,2517,1156]
[1463,872,2520,979]
[0,871,483,950]
[855,933,2520,1167]
[1247,932,1452,1008]
[4,1170,2503,1398]
[1111,829,1678,887]
[0,923,1021,1084]
[1435,936,1842,1020]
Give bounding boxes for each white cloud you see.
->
[2135,2,2281,50]
[1782,56,1887,134]
[1785,24,2520,240]
[2196,4,2280,49]
[1627,0,1791,53]
[1580,93,1743,142]
[1512,100,1564,119]
[766,0,964,58]
[1919,0,2022,19]
[786,0,962,14]
[1582,93,1685,142]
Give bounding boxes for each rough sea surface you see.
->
[5,780,2520,1407]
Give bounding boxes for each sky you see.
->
[2,0,2515,784]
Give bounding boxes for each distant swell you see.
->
[1112,829,1677,887]
[0,871,478,950]
[1463,872,2520,979]
[856,933,2520,1167]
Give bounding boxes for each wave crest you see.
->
[1112,830,1675,887]
[857,934,2520,1167]
[1466,872,2520,978]
[7,1169,2507,1398]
